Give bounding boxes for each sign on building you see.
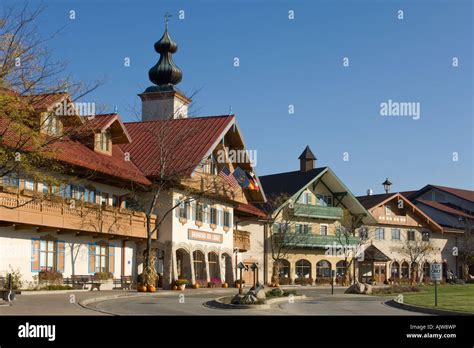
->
[430,263,442,281]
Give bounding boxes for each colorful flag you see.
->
[218,165,239,189]
[247,171,260,191]
[232,167,249,188]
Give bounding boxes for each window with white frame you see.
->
[391,228,401,240]
[316,194,333,206]
[179,201,190,219]
[40,240,56,271]
[210,207,217,225]
[223,211,231,228]
[320,224,328,236]
[375,227,385,240]
[385,205,393,215]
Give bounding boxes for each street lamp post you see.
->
[382,178,392,194]
[250,262,258,289]
[237,262,245,295]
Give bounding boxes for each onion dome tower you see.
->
[139,14,191,121]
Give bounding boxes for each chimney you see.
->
[298,146,317,173]
[367,189,373,196]
[139,19,191,121]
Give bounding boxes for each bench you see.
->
[71,275,102,291]
[120,276,135,290]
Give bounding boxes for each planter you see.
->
[178,284,186,291]
[172,285,178,291]
[222,282,228,288]
[193,283,200,289]
[137,284,147,292]
[147,285,156,293]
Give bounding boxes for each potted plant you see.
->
[142,263,158,293]
[93,272,114,290]
[175,279,188,291]
[38,270,63,286]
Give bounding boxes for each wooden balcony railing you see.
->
[0,191,155,239]
[233,229,251,251]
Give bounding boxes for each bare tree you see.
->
[458,219,474,280]
[0,3,104,205]
[391,232,435,284]
[334,216,368,286]
[259,193,312,286]
[125,97,243,287]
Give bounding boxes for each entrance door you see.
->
[374,263,386,284]
[242,262,254,287]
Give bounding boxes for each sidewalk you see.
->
[0,288,238,315]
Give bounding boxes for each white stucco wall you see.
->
[0,226,136,287]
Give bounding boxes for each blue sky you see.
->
[6,0,473,195]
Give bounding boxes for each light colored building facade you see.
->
[0,26,268,291]
[356,192,449,284]
[259,147,376,286]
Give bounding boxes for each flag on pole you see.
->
[232,167,250,188]
[218,165,239,189]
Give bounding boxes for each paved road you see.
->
[90,287,424,316]
[0,287,424,316]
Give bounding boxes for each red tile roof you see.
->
[0,113,150,186]
[415,199,474,219]
[86,114,118,132]
[48,139,150,185]
[430,185,474,203]
[234,202,268,218]
[121,115,235,178]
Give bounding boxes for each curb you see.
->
[385,300,473,316]
[205,295,306,310]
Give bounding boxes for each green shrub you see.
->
[38,270,63,285]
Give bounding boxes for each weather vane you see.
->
[164,12,172,29]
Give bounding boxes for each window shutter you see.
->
[272,223,279,233]
[108,246,115,274]
[308,225,312,234]
[218,210,223,226]
[229,212,233,228]
[174,199,180,218]
[88,244,96,274]
[31,239,40,272]
[57,241,65,273]
[203,204,208,223]
[192,202,197,221]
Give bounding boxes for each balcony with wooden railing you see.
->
[0,191,155,239]
[233,229,251,252]
[291,203,344,220]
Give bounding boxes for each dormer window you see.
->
[99,130,111,152]
[43,114,60,136]
[202,156,218,175]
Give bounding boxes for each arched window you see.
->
[193,250,206,280]
[391,261,400,279]
[274,260,290,278]
[295,260,311,278]
[423,262,430,278]
[336,261,347,277]
[316,260,332,278]
[208,252,220,280]
[401,261,409,278]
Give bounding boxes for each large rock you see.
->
[363,283,372,295]
[255,289,266,300]
[231,294,244,304]
[345,282,366,294]
[241,294,258,304]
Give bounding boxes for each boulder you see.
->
[363,283,372,295]
[241,294,258,304]
[231,294,244,304]
[255,288,266,300]
[345,282,366,294]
